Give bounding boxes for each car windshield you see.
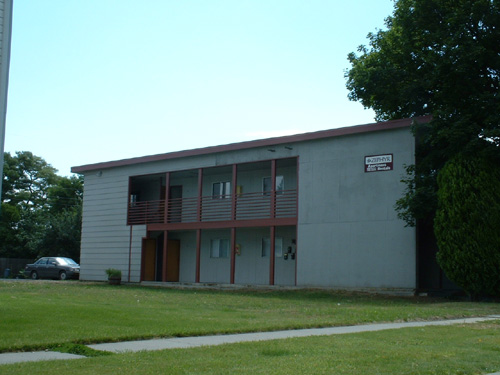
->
[56,257,79,266]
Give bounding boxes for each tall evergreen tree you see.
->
[434,155,500,298]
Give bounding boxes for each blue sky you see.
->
[5,0,395,175]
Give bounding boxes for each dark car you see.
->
[24,257,80,280]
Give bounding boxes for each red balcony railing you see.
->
[127,189,297,225]
[128,200,165,225]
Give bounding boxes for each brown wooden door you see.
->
[166,239,180,282]
[143,238,156,281]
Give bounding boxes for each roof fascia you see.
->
[71,116,430,174]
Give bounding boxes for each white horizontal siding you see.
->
[80,166,145,281]
[81,210,128,220]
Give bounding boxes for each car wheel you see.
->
[31,271,38,280]
[59,271,67,280]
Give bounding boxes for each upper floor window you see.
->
[212,181,231,199]
[263,176,284,195]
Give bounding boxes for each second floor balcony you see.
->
[127,157,298,227]
[127,189,297,225]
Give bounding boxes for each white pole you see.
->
[0,0,14,214]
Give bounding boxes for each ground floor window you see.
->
[210,239,229,258]
[261,237,283,257]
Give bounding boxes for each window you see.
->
[263,176,284,195]
[212,181,231,199]
[210,239,229,258]
[261,237,283,257]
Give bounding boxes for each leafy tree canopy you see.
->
[47,175,83,214]
[2,151,58,209]
[1,152,83,261]
[346,0,500,224]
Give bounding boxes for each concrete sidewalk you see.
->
[88,316,500,353]
[0,351,85,365]
[1,315,499,366]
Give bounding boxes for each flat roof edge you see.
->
[71,116,431,173]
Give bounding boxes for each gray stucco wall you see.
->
[79,126,415,288]
[296,128,415,289]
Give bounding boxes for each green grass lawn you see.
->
[3,322,500,374]
[1,280,499,354]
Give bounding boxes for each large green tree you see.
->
[2,151,58,209]
[346,0,500,225]
[1,152,83,261]
[40,175,83,261]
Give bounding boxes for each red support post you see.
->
[162,230,168,282]
[196,229,201,283]
[270,159,276,219]
[230,227,236,284]
[164,172,170,224]
[269,226,275,285]
[231,164,237,220]
[127,178,132,225]
[197,168,203,222]
[128,226,133,282]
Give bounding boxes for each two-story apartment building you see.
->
[72,116,444,292]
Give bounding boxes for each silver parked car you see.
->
[24,257,80,280]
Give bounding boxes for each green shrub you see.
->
[434,155,500,298]
[105,268,121,279]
